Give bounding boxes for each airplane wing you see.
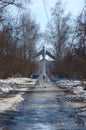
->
[46,51,55,59]
[33,50,43,58]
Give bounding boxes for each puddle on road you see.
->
[0,86,86,130]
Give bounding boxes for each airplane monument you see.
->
[34,46,55,82]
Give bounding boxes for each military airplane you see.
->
[34,46,55,60]
[34,46,55,81]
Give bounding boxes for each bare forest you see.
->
[45,1,86,80]
[0,0,40,78]
[0,0,86,80]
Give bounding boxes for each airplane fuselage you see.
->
[42,46,46,60]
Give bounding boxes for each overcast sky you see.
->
[29,0,85,31]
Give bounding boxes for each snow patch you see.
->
[0,78,36,84]
[0,94,24,112]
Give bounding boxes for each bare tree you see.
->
[19,13,40,61]
[72,6,86,59]
[0,0,31,10]
[44,1,71,60]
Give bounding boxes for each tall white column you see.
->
[43,60,46,79]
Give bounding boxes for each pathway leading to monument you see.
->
[0,80,86,130]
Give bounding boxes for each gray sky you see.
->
[29,0,85,31]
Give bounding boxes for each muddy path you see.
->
[0,82,86,130]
